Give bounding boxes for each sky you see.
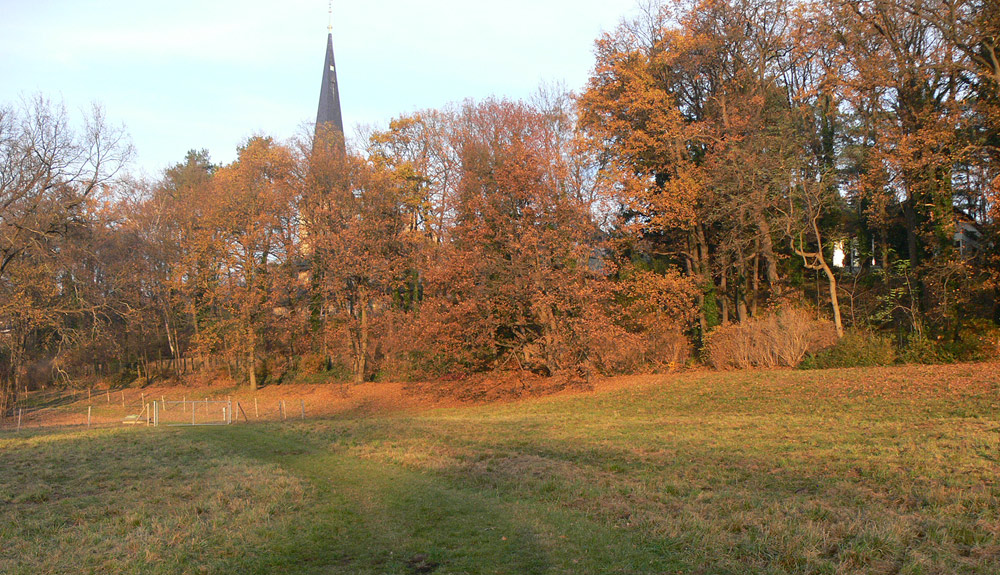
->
[0,0,641,178]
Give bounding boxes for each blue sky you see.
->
[0,0,639,177]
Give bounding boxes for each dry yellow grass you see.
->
[2,362,999,574]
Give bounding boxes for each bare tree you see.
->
[783,174,845,338]
[0,96,131,281]
[0,96,130,412]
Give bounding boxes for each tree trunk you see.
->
[686,230,707,336]
[820,260,844,338]
[903,193,920,264]
[248,326,258,391]
[538,302,560,375]
[719,255,730,325]
[248,353,258,391]
[189,300,204,373]
[736,248,748,322]
[322,282,331,369]
[879,227,889,269]
[795,220,845,339]
[755,213,780,289]
[694,224,713,335]
[353,290,369,384]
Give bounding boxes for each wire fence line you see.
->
[0,388,311,432]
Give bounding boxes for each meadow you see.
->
[2,363,999,574]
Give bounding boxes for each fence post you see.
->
[237,402,249,423]
[301,400,305,420]
[153,401,159,427]
[88,406,92,428]
[107,389,110,404]
[254,396,259,419]
[121,391,125,408]
[192,401,196,425]
[17,408,22,432]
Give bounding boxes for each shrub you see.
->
[899,335,947,364]
[705,306,838,370]
[936,320,1000,363]
[584,267,696,375]
[898,321,1000,365]
[643,323,692,370]
[585,322,691,375]
[800,331,896,369]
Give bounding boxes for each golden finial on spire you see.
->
[328,1,333,33]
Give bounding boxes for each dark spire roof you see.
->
[316,33,344,135]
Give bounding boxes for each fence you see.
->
[152,399,233,426]
[0,387,310,432]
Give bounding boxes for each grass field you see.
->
[2,363,999,574]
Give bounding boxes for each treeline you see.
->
[1,0,997,409]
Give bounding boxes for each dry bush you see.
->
[371,265,698,380]
[584,321,690,375]
[642,323,692,371]
[583,267,696,375]
[706,306,837,369]
[585,324,645,374]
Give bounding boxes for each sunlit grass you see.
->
[0,428,306,574]
[2,363,999,574]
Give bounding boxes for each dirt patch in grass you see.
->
[5,361,1000,432]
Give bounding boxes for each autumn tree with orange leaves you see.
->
[302,126,421,384]
[207,137,299,390]
[2,0,999,400]
[580,0,803,334]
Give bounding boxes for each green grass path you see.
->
[3,365,999,574]
[203,425,685,574]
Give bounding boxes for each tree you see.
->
[832,0,970,265]
[0,97,129,412]
[208,137,298,390]
[302,127,418,384]
[784,174,847,337]
[435,99,604,374]
[1,97,129,280]
[579,0,800,332]
[154,150,216,372]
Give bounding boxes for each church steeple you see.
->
[316,25,344,136]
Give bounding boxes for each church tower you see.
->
[316,22,345,136]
